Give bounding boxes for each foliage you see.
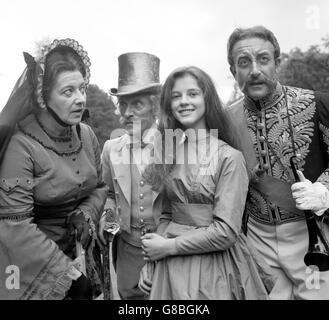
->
[225,81,244,107]
[85,84,123,149]
[278,36,329,92]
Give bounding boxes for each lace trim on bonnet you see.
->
[34,38,91,109]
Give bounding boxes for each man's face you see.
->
[119,93,154,138]
[230,37,280,101]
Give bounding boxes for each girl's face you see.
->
[170,74,206,130]
[47,70,86,125]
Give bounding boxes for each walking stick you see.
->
[75,230,87,276]
[102,210,120,300]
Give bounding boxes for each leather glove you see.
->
[68,210,92,249]
[65,273,92,300]
[291,170,329,216]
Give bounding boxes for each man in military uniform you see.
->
[226,25,329,299]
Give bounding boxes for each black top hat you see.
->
[110,52,161,96]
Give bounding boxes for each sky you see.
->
[1,0,329,111]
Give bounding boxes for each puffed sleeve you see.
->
[101,139,117,215]
[0,134,78,300]
[174,148,249,255]
[315,91,329,189]
[76,125,108,229]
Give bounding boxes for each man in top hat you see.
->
[99,52,163,300]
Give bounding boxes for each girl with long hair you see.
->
[139,66,275,299]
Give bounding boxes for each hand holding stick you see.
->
[101,210,120,300]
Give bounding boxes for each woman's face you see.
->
[47,70,86,125]
[170,74,206,130]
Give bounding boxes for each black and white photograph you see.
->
[1,0,329,308]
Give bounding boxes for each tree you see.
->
[85,84,123,149]
[278,36,329,92]
[225,80,244,107]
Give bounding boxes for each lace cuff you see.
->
[43,264,78,300]
[22,256,79,300]
[67,265,82,280]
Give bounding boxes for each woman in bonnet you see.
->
[0,39,108,299]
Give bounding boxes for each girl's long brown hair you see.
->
[143,66,240,191]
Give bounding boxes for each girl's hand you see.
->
[141,233,176,261]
